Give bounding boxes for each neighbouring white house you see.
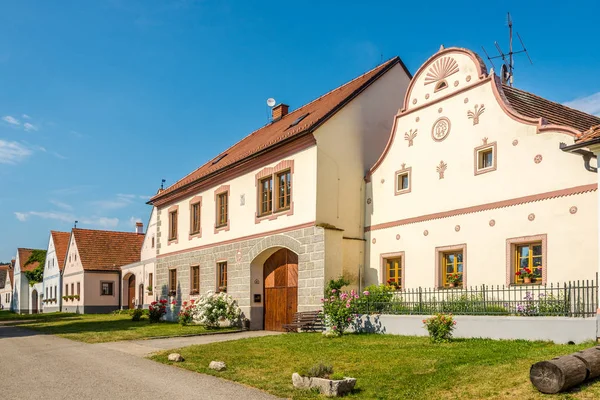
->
[42,231,70,313]
[0,262,13,310]
[61,228,144,313]
[364,46,600,290]
[120,210,157,310]
[12,248,45,314]
[148,57,413,330]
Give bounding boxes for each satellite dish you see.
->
[266,98,276,107]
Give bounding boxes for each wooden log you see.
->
[573,347,600,379]
[530,355,588,394]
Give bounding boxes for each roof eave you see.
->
[561,139,600,153]
[149,57,403,205]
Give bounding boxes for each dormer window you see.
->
[434,80,448,92]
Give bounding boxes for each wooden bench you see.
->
[282,310,324,332]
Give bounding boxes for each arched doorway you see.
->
[264,249,298,331]
[128,275,136,309]
[31,290,38,314]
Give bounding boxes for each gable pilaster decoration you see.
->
[431,117,451,142]
[436,161,448,179]
[424,56,459,93]
[467,104,486,125]
[404,129,418,147]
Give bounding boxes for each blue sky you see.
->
[1,0,599,261]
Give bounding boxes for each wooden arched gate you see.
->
[263,249,298,331]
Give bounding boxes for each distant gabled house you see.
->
[0,262,13,310]
[42,231,70,313]
[148,57,412,330]
[61,228,144,313]
[120,208,158,310]
[12,248,44,314]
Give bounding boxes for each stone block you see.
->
[209,361,226,371]
[168,353,184,362]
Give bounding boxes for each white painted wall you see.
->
[0,270,12,310]
[62,236,84,310]
[157,146,318,256]
[366,48,598,288]
[12,251,29,313]
[42,233,63,312]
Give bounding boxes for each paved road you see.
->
[0,325,280,400]
[95,330,282,357]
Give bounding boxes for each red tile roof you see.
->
[18,248,44,273]
[73,228,144,271]
[575,125,600,145]
[51,231,71,271]
[502,84,600,133]
[151,57,407,203]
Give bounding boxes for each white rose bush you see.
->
[178,291,242,327]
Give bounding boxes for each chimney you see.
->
[272,104,289,121]
[135,222,144,235]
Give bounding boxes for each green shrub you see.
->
[423,313,456,343]
[300,363,334,378]
[131,308,144,321]
[357,284,394,313]
[325,277,350,297]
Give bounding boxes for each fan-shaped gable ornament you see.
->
[424,57,459,85]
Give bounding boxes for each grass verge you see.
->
[151,333,600,399]
[0,310,237,343]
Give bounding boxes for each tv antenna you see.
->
[74,220,78,228]
[160,179,166,190]
[481,12,532,87]
[266,98,276,122]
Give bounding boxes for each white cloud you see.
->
[13,210,119,229]
[2,115,20,126]
[52,152,67,160]
[22,114,31,119]
[14,212,28,222]
[564,92,600,117]
[23,122,38,132]
[49,200,73,211]
[0,140,32,164]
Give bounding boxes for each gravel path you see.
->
[0,325,280,400]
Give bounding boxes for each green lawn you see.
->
[0,310,238,343]
[151,333,600,400]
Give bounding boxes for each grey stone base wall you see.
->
[156,225,326,327]
[43,306,60,314]
[60,305,119,314]
[355,314,597,344]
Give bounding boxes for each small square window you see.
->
[474,142,497,175]
[394,166,412,195]
[101,282,114,296]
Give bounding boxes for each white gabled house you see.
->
[0,262,13,310]
[149,57,413,330]
[42,231,70,313]
[12,248,44,314]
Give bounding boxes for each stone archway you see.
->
[247,234,303,331]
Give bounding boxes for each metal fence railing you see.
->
[355,276,598,318]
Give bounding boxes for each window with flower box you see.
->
[506,235,546,285]
[436,244,466,288]
[385,257,402,290]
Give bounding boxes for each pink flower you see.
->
[363,291,370,296]
[453,321,457,325]
[346,303,351,308]
[347,317,352,322]
[332,326,337,330]
[320,298,325,303]
[331,289,337,293]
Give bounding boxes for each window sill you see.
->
[189,291,199,296]
[510,282,543,287]
[275,206,291,213]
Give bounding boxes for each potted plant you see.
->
[62,295,69,302]
[447,273,461,288]
[73,294,80,301]
[516,267,535,284]
[386,279,400,290]
[218,286,227,293]
[146,285,153,294]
